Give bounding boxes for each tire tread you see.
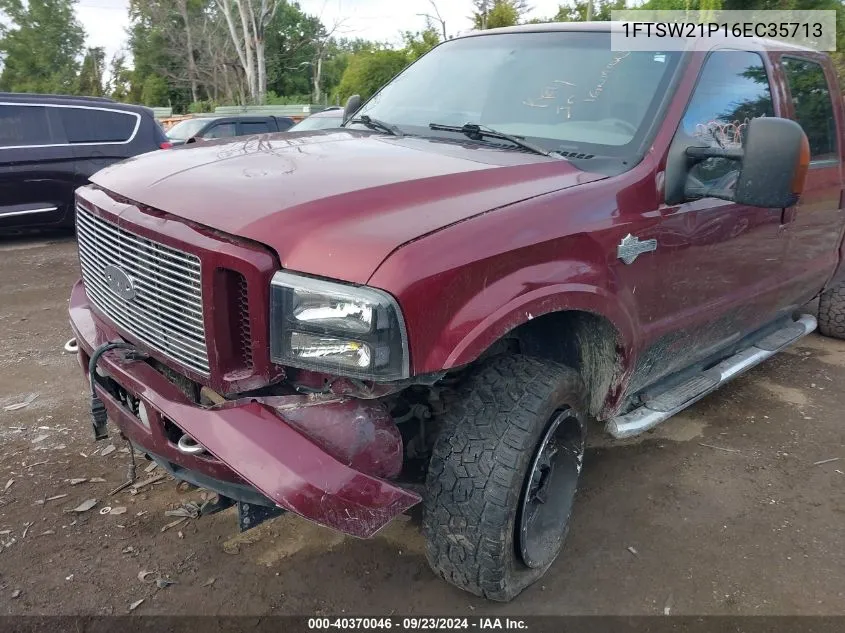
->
[422,354,584,601]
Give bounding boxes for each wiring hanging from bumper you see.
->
[87,341,143,440]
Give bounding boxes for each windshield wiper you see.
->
[428,122,562,159]
[348,115,403,137]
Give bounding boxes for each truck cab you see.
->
[67,23,843,601]
[165,114,296,145]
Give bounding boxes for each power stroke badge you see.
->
[617,233,658,265]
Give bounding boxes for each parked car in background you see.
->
[0,93,169,234]
[166,115,296,145]
[288,107,344,131]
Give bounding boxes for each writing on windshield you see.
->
[357,31,680,155]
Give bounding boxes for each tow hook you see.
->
[176,433,207,455]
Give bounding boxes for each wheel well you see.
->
[496,310,623,417]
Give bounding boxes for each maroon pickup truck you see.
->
[68,23,844,601]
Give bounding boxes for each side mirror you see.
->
[731,117,809,207]
[343,95,361,123]
[666,117,810,208]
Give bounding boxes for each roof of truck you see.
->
[461,21,819,53]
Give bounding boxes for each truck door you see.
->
[777,55,845,304]
[626,50,789,391]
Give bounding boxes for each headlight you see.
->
[269,271,409,380]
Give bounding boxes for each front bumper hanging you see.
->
[69,279,420,538]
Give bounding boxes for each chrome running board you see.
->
[606,314,817,439]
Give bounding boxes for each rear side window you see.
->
[0,105,58,147]
[782,57,838,161]
[204,122,236,139]
[241,121,271,135]
[680,51,774,191]
[60,107,138,143]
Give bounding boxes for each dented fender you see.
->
[441,281,636,370]
[210,394,404,480]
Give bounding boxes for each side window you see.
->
[240,121,270,135]
[0,105,58,147]
[275,117,295,132]
[681,51,774,191]
[782,57,838,162]
[60,108,137,143]
[203,123,237,139]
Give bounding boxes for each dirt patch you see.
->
[754,379,810,407]
[787,335,845,368]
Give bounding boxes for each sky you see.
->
[75,0,566,65]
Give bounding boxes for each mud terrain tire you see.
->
[422,354,586,601]
[819,282,845,339]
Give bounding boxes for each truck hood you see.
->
[91,130,604,283]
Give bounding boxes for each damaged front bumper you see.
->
[69,280,420,538]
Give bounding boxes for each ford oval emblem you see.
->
[103,264,136,301]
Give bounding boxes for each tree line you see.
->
[0,0,842,114]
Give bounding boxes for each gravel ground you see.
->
[0,234,843,616]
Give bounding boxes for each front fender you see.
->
[365,171,646,381]
[443,282,636,369]
[375,252,637,375]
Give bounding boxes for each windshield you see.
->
[167,118,212,141]
[356,31,681,158]
[291,114,343,132]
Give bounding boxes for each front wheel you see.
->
[422,354,587,601]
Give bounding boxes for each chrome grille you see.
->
[76,205,209,375]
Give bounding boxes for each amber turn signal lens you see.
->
[791,134,810,196]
